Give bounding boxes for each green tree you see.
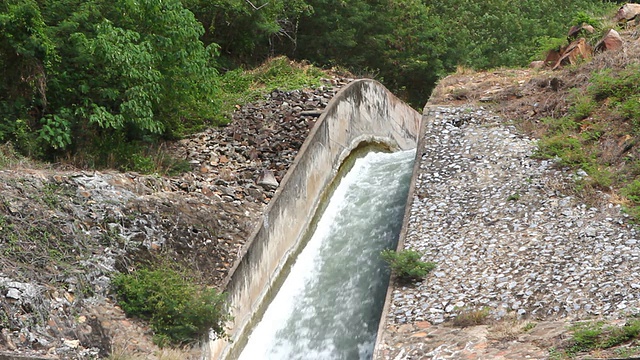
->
[0,0,221,165]
[291,0,450,106]
[183,0,312,66]
[0,0,56,155]
[290,0,612,107]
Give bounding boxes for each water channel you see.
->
[237,149,416,360]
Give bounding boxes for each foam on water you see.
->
[238,149,415,360]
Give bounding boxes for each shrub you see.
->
[111,267,228,346]
[540,116,580,136]
[570,321,604,353]
[589,66,640,103]
[569,93,597,120]
[619,98,640,124]
[532,36,566,61]
[380,249,436,281]
[216,56,325,124]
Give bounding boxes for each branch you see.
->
[245,0,269,10]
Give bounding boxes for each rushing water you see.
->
[238,149,415,360]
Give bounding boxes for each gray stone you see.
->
[6,288,20,300]
[383,106,640,328]
[256,169,279,189]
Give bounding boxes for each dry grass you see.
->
[488,313,535,341]
[451,307,491,328]
[156,348,201,360]
[108,342,201,360]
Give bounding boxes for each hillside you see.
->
[3,3,640,360]
[0,76,351,359]
[376,6,640,360]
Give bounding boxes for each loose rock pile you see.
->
[377,106,640,359]
[0,76,352,359]
[170,80,349,205]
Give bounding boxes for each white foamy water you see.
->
[238,149,415,360]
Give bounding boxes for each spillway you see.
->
[237,149,415,360]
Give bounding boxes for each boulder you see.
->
[615,3,640,22]
[568,23,595,39]
[595,29,623,52]
[553,38,592,70]
[544,48,563,66]
[529,60,545,69]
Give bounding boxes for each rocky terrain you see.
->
[377,105,640,360]
[5,5,640,360]
[376,11,640,360]
[0,77,351,359]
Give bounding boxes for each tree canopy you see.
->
[0,0,615,169]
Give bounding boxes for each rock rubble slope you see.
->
[376,106,640,359]
[0,77,350,359]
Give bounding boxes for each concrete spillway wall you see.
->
[205,79,421,360]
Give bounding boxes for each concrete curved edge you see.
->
[371,104,439,359]
[204,79,422,360]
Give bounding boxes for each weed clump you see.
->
[549,319,640,357]
[112,267,228,347]
[380,249,436,282]
[452,307,490,327]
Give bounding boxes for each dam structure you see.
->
[206,79,421,359]
[238,149,415,359]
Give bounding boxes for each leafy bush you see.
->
[532,36,566,61]
[380,249,435,281]
[0,0,221,166]
[589,66,640,103]
[570,94,597,121]
[112,267,228,346]
[571,11,601,28]
[623,180,640,203]
[541,116,580,136]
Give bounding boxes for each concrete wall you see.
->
[371,104,434,359]
[205,79,421,360]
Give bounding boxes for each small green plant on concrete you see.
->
[380,249,436,281]
[112,267,228,346]
[507,193,521,201]
[523,322,537,332]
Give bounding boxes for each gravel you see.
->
[390,106,640,325]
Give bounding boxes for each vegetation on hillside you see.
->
[523,15,640,222]
[3,0,640,356]
[0,0,616,171]
[112,266,227,346]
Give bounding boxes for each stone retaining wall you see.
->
[205,79,421,360]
